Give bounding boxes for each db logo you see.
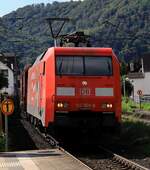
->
[82,81,87,86]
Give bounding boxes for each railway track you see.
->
[77,145,149,170]
[21,117,149,170]
[98,146,149,170]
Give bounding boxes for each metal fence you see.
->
[132,95,150,103]
[140,95,150,103]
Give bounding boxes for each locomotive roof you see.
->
[53,47,114,59]
[32,47,115,66]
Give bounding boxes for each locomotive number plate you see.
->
[80,88,91,96]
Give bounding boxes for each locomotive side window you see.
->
[56,56,112,76]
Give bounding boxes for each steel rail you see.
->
[99,146,149,170]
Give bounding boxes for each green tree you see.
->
[120,62,128,76]
[0,0,150,68]
[121,79,133,97]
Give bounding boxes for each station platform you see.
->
[0,149,92,170]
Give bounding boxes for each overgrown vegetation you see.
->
[122,97,150,112]
[141,102,150,111]
[0,0,149,68]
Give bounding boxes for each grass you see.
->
[141,102,150,111]
[122,97,139,112]
[122,96,150,112]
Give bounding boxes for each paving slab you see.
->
[0,149,92,170]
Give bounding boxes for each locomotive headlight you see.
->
[107,104,110,108]
[57,102,63,108]
[106,104,113,108]
[57,102,68,108]
[102,103,113,109]
[109,104,113,108]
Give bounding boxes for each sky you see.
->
[0,0,73,17]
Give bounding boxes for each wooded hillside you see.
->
[0,0,149,67]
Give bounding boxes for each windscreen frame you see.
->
[56,55,113,76]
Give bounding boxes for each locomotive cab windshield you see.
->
[56,56,113,76]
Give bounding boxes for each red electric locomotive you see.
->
[25,46,121,130]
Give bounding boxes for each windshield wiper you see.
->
[107,61,111,73]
